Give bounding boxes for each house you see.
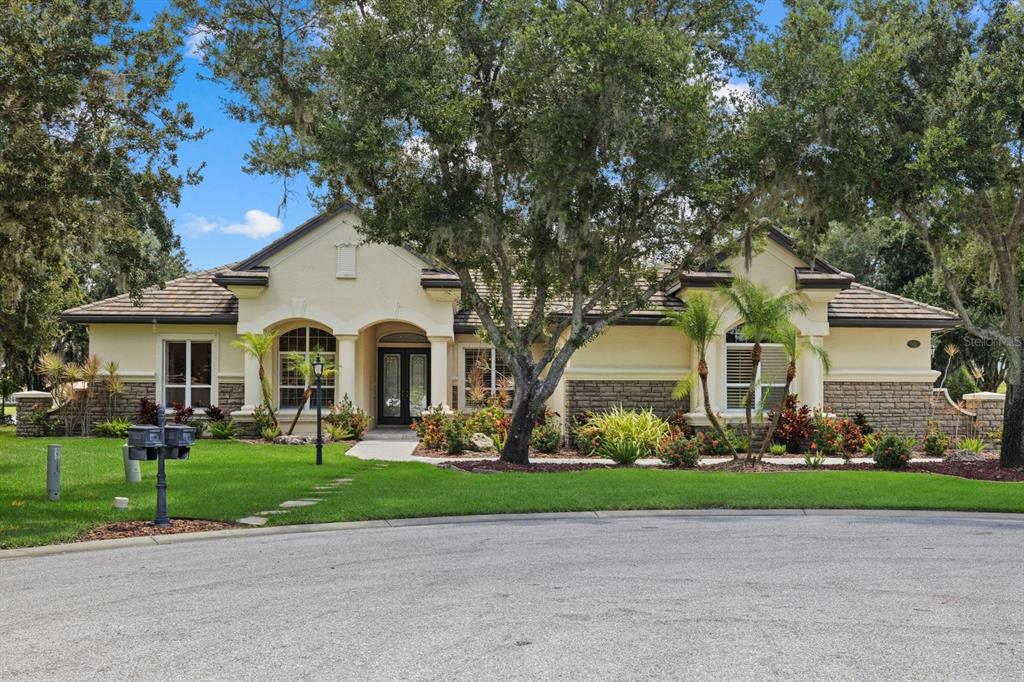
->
[52,208,990,439]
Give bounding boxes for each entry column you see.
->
[336,334,358,404]
[428,336,451,409]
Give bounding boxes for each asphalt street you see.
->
[2,511,1023,681]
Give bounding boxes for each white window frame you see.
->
[457,344,514,412]
[278,326,336,411]
[156,335,218,410]
[724,334,787,413]
[335,241,357,278]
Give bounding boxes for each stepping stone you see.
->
[298,498,324,502]
[237,516,268,526]
[279,500,319,508]
[313,486,339,490]
[333,478,354,483]
[257,510,289,516]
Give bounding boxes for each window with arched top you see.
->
[725,326,788,411]
[279,327,336,409]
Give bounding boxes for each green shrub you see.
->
[956,436,985,454]
[872,432,915,470]
[327,423,354,442]
[412,406,453,450]
[465,405,506,438]
[659,433,701,468]
[209,418,238,440]
[442,416,469,454]
[694,427,739,457]
[326,396,369,439]
[804,450,825,468]
[583,407,669,465]
[862,431,882,455]
[93,417,132,439]
[769,443,787,456]
[531,413,562,453]
[260,426,282,441]
[944,365,979,401]
[923,422,950,458]
[252,404,275,434]
[811,414,844,456]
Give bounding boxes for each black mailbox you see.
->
[165,446,191,461]
[164,425,196,447]
[128,425,162,449]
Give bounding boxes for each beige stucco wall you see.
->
[825,327,938,382]
[87,323,243,380]
[235,212,456,338]
[567,326,691,379]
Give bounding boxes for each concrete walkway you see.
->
[344,440,942,466]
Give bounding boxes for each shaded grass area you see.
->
[0,428,355,548]
[2,428,1022,548]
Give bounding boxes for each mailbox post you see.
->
[127,406,194,528]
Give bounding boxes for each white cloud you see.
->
[182,213,219,235]
[222,209,284,239]
[185,24,213,59]
[180,209,284,240]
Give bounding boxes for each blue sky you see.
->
[142,0,785,270]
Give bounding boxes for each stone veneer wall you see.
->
[15,381,246,437]
[823,381,997,440]
[565,380,689,428]
[218,382,244,415]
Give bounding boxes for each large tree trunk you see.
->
[500,377,552,465]
[698,359,739,459]
[744,342,762,461]
[1000,382,1024,468]
[758,362,796,461]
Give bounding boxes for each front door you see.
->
[377,348,431,425]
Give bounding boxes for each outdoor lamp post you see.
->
[313,353,325,466]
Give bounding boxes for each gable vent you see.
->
[336,243,356,278]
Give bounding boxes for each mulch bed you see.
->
[441,459,615,473]
[417,445,585,459]
[78,519,244,542]
[441,458,1024,481]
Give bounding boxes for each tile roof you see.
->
[62,266,239,323]
[828,283,959,327]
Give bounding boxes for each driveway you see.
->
[2,512,1022,680]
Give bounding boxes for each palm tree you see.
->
[104,361,124,419]
[232,330,280,428]
[720,277,808,461]
[663,293,739,459]
[36,352,72,434]
[284,351,336,435]
[78,355,102,435]
[757,322,831,460]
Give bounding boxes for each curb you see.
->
[2,508,1023,560]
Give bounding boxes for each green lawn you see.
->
[2,427,1023,548]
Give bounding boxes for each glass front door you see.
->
[377,348,431,425]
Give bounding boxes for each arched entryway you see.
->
[376,327,431,425]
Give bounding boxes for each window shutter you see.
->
[759,347,789,385]
[726,346,752,384]
[336,243,356,278]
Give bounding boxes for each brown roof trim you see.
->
[828,317,960,329]
[234,206,354,271]
[212,271,269,287]
[61,313,239,324]
[420,268,462,289]
[795,268,854,289]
